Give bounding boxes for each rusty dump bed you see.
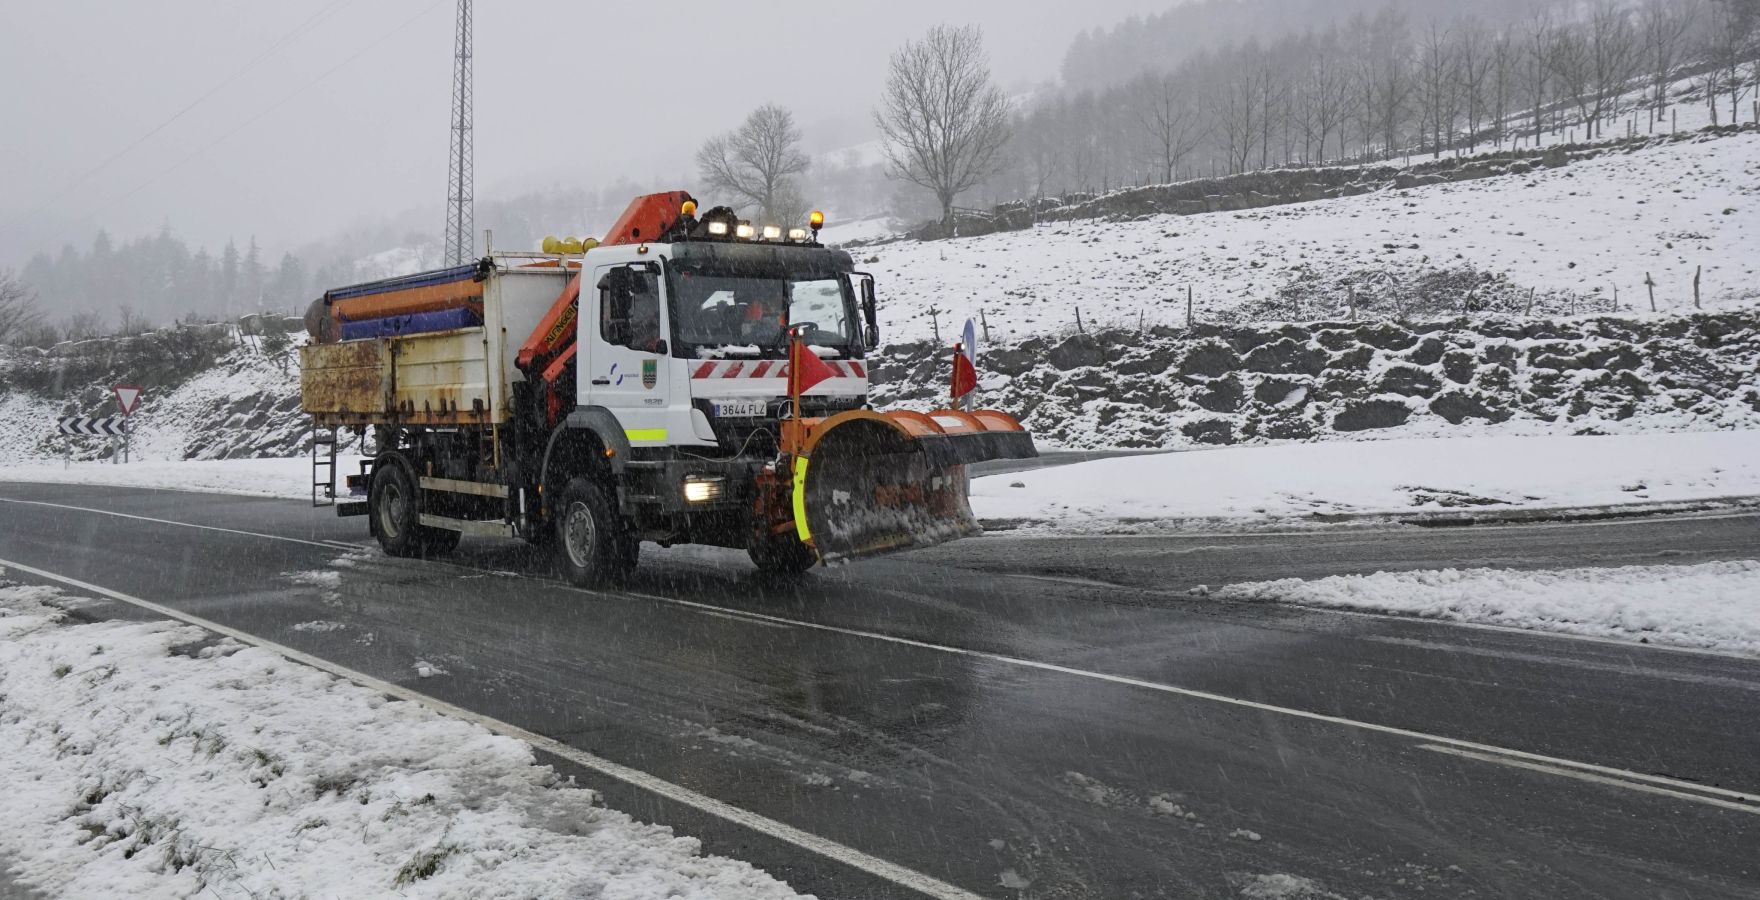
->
[300,260,574,427]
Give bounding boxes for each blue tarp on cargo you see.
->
[339,307,481,341]
[324,262,483,303]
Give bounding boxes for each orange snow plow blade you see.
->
[791,409,1036,562]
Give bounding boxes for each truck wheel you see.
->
[748,530,817,575]
[554,478,636,588]
[370,462,425,558]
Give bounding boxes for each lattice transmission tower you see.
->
[443,0,473,265]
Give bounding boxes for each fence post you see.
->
[1645,272,1656,312]
[1525,287,1536,316]
[1693,265,1701,310]
[928,306,942,343]
[1610,284,1617,312]
[1074,306,1085,335]
[1348,286,1356,321]
[979,308,991,342]
[1185,285,1194,328]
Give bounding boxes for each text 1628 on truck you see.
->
[300,192,1036,585]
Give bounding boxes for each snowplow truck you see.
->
[301,192,1036,585]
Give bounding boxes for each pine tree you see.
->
[242,237,264,311]
[220,239,240,316]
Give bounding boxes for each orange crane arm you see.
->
[516,271,582,373]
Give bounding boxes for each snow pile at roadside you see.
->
[0,454,363,501]
[0,579,807,899]
[1216,560,1760,656]
[971,430,1760,531]
[865,132,1758,343]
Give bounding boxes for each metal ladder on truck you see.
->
[311,427,339,507]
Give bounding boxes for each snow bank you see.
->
[866,132,1759,343]
[971,430,1760,530]
[0,578,807,899]
[0,455,361,501]
[1216,560,1760,656]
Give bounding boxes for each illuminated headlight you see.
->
[682,476,726,503]
[707,220,729,236]
[787,227,808,242]
[735,223,755,240]
[762,225,782,241]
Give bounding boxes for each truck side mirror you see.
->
[856,273,878,350]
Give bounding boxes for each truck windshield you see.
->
[667,271,856,359]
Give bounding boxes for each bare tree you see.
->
[1641,0,1697,122]
[696,103,812,223]
[0,270,44,345]
[1522,13,1556,143]
[1585,2,1641,139]
[1211,41,1268,172]
[62,312,105,342]
[1416,20,1459,157]
[875,24,1011,232]
[1131,68,1207,183]
[1488,27,1517,145]
[1455,18,1495,149]
[1705,0,1760,124]
[1297,31,1354,162]
[1550,25,1593,139]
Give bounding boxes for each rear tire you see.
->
[369,459,460,558]
[370,462,424,558]
[748,529,818,575]
[554,477,637,588]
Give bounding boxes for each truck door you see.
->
[582,261,672,446]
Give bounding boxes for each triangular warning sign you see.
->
[114,384,143,416]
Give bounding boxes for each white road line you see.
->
[0,497,338,550]
[1417,744,1760,815]
[9,494,1760,813]
[0,556,987,900]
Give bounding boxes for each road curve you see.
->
[1,482,1757,899]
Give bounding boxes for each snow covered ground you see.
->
[865,132,1759,343]
[1217,560,1760,657]
[6,430,1759,533]
[970,430,1760,531]
[0,455,362,502]
[0,577,808,899]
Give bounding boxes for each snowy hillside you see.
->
[863,131,1759,344]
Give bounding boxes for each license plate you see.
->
[712,399,766,418]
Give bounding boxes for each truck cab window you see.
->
[600,266,663,353]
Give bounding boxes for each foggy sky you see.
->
[0,0,1171,266]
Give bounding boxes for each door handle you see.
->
[591,378,610,385]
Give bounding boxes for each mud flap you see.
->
[793,410,1036,562]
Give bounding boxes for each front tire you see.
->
[554,478,637,588]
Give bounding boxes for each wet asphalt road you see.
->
[1,482,1758,899]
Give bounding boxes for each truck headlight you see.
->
[683,476,726,503]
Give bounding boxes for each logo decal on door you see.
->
[642,359,657,389]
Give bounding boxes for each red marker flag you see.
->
[951,343,978,400]
[788,334,838,397]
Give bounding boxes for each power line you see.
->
[3,0,358,233]
[49,0,450,246]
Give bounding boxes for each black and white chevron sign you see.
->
[57,415,128,437]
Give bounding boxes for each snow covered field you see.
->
[865,132,1759,343]
[971,430,1760,531]
[0,577,807,899]
[1218,560,1760,657]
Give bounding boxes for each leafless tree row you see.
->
[993,0,1758,202]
